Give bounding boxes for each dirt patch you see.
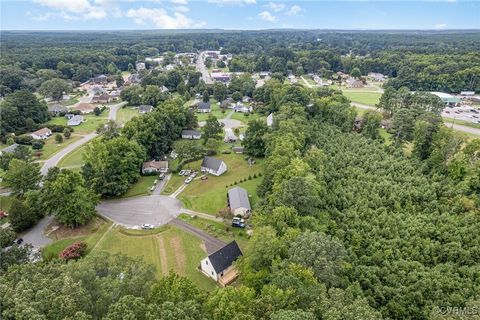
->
[46,217,105,240]
[171,235,186,275]
[156,235,169,275]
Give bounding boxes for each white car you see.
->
[185,177,193,184]
[142,224,154,230]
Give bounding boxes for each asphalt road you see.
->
[170,218,226,254]
[196,51,213,84]
[198,118,243,129]
[19,215,53,248]
[96,195,182,229]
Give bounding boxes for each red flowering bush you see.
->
[59,241,87,261]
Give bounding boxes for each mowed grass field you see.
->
[93,225,217,290]
[177,153,263,214]
[343,91,382,106]
[47,111,108,134]
[34,134,83,161]
[120,176,157,198]
[58,144,87,168]
[116,106,139,125]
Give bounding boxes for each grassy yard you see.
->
[47,111,108,134]
[178,214,249,249]
[230,111,264,124]
[196,99,225,122]
[116,106,139,125]
[120,175,158,198]
[33,134,82,161]
[93,225,217,290]
[177,153,263,215]
[41,217,112,260]
[343,91,382,106]
[0,195,13,211]
[58,144,87,168]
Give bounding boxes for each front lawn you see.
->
[33,134,82,160]
[93,225,217,290]
[46,111,108,134]
[120,175,157,198]
[0,195,13,211]
[41,217,112,260]
[196,99,225,121]
[230,111,264,124]
[178,153,263,215]
[343,91,382,106]
[116,106,139,125]
[58,144,87,168]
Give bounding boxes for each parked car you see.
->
[179,170,186,176]
[142,224,154,230]
[471,109,479,113]
[159,173,165,180]
[445,110,450,114]
[184,170,192,176]
[201,176,208,180]
[149,186,155,192]
[232,217,245,228]
[15,238,23,245]
[185,177,193,184]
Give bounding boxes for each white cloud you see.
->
[174,5,189,13]
[434,23,447,29]
[33,0,108,20]
[265,2,285,12]
[126,7,205,28]
[258,11,276,23]
[208,0,256,5]
[171,0,188,4]
[286,5,301,16]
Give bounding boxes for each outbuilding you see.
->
[181,130,202,139]
[227,187,251,217]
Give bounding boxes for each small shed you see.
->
[227,187,251,217]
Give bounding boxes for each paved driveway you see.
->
[19,215,53,248]
[96,195,182,228]
[198,118,243,129]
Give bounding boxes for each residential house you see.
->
[0,143,19,156]
[136,62,146,70]
[142,160,169,175]
[67,115,84,126]
[266,113,274,127]
[73,103,95,114]
[200,241,243,286]
[65,113,75,120]
[91,74,108,84]
[139,105,153,114]
[181,130,202,140]
[31,128,52,140]
[368,72,387,82]
[92,93,111,104]
[109,90,121,101]
[126,73,141,85]
[233,103,252,113]
[227,187,251,217]
[201,156,227,176]
[48,104,68,115]
[346,78,364,88]
[196,102,211,113]
[160,85,169,93]
[220,99,233,109]
[242,96,252,103]
[91,86,107,95]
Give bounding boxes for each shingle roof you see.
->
[181,130,201,137]
[139,105,153,112]
[208,241,242,274]
[197,102,211,110]
[228,187,251,210]
[32,127,51,136]
[201,156,223,171]
[142,160,168,170]
[48,104,67,113]
[1,143,19,154]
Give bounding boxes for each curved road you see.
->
[40,101,127,175]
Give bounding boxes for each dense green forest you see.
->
[1,30,479,95]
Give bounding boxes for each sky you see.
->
[1,0,479,31]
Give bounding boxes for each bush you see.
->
[9,199,37,232]
[46,124,72,133]
[14,136,33,145]
[33,151,43,157]
[0,226,16,248]
[32,141,44,150]
[253,173,257,178]
[59,241,87,261]
[55,133,63,143]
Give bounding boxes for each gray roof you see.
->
[207,241,242,274]
[201,156,224,171]
[139,105,153,112]
[181,130,201,137]
[48,104,68,113]
[1,143,19,154]
[68,115,84,125]
[197,102,211,110]
[228,187,251,210]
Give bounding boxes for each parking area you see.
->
[96,195,182,229]
[442,105,480,124]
